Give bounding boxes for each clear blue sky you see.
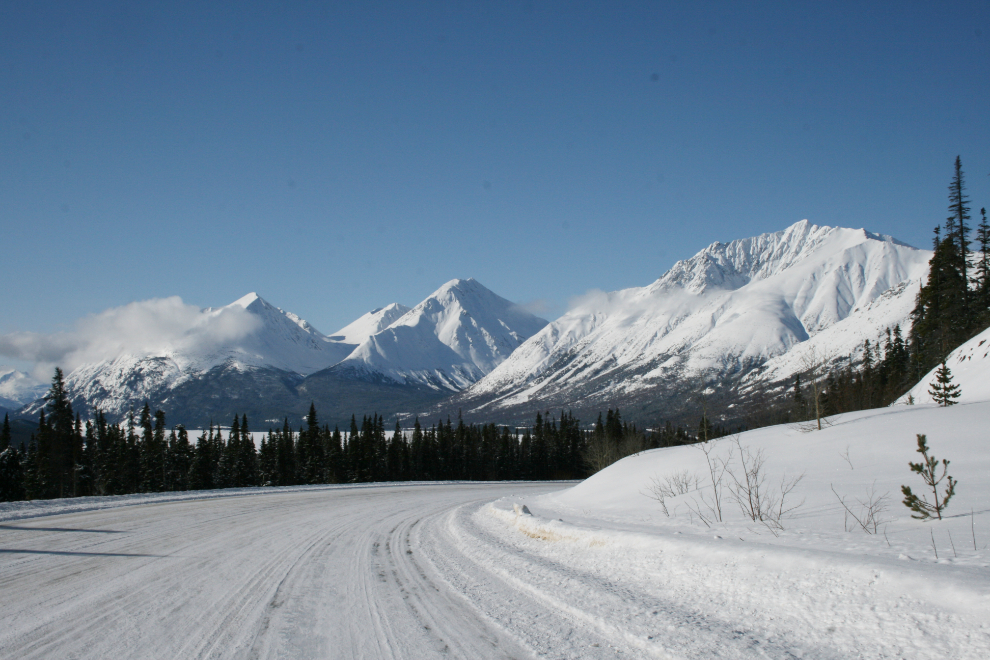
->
[2,1,989,347]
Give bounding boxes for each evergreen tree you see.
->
[0,446,25,501]
[928,361,961,406]
[947,156,972,314]
[975,207,990,322]
[22,434,41,500]
[41,368,75,498]
[166,425,192,491]
[72,413,91,496]
[189,427,215,491]
[0,413,11,451]
[792,375,805,419]
[912,187,972,368]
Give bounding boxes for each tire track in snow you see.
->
[0,483,558,659]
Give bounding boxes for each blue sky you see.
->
[2,1,989,359]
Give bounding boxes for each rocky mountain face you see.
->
[444,221,931,424]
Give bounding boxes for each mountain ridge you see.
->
[445,220,931,423]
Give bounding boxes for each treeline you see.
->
[0,370,718,503]
[787,325,916,419]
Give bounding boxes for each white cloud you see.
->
[0,297,261,379]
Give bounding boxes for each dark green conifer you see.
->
[1,413,11,451]
[928,361,961,406]
[0,445,25,501]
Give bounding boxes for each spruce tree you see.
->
[947,156,972,313]
[42,368,75,498]
[928,361,961,406]
[0,446,25,501]
[911,160,974,370]
[22,435,41,500]
[1,413,10,451]
[975,207,990,322]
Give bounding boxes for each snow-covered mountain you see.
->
[898,324,990,405]
[18,282,546,425]
[0,367,47,410]
[454,220,931,420]
[201,293,358,374]
[306,279,549,391]
[34,293,356,420]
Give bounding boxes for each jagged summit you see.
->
[456,221,932,419]
[651,220,912,295]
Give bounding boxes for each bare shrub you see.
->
[687,440,730,526]
[644,470,700,517]
[831,482,890,534]
[724,437,804,534]
[666,470,697,495]
[643,476,673,517]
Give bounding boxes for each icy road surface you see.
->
[3,479,987,659]
[0,483,558,660]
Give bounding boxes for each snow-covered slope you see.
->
[0,367,47,410]
[327,303,411,345]
[898,324,990,405]
[491,401,990,658]
[460,220,930,416]
[330,279,549,391]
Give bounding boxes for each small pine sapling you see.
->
[928,362,960,406]
[901,434,957,520]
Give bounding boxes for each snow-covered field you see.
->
[498,400,990,658]
[2,402,988,659]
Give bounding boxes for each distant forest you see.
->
[1,158,988,503]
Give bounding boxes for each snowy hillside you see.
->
[0,367,46,410]
[898,324,990,405]
[459,220,930,418]
[492,401,990,658]
[328,278,548,391]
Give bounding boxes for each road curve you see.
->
[0,483,567,660]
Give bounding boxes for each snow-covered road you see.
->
[0,483,560,659]
[2,476,987,659]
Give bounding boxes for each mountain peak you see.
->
[435,277,479,294]
[230,292,264,309]
[334,278,549,391]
